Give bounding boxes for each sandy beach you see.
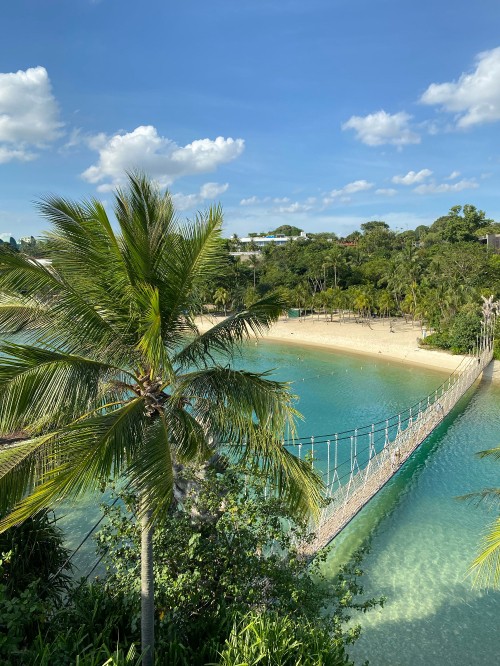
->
[197,314,500,382]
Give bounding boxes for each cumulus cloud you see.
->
[375,188,397,196]
[82,126,244,189]
[446,170,461,180]
[421,47,500,128]
[0,146,36,164]
[240,196,259,206]
[392,169,432,185]
[0,66,62,162]
[413,178,478,195]
[172,182,228,211]
[240,195,290,206]
[323,180,373,205]
[342,110,420,146]
[277,201,312,214]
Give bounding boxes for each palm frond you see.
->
[476,446,500,461]
[162,401,211,463]
[0,432,59,514]
[128,413,174,524]
[170,366,321,520]
[154,204,225,343]
[469,516,500,588]
[459,488,500,507]
[114,173,176,287]
[0,250,129,362]
[0,292,49,334]
[0,343,130,433]
[173,366,299,435]
[175,295,286,368]
[0,398,147,531]
[134,282,172,378]
[236,426,323,521]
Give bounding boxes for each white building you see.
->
[239,231,308,248]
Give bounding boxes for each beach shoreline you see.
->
[196,314,500,381]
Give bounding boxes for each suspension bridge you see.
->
[49,302,497,578]
[286,309,496,556]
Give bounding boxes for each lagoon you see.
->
[61,340,500,664]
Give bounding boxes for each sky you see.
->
[1,0,500,239]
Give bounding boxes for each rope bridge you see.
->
[289,310,496,556]
[55,302,498,576]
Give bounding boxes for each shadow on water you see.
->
[349,585,500,666]
[320,382,481,573]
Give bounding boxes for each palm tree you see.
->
[378,290,395,320]
[213,286,230,315]
[248,253,260,288]
[0,174,322,665]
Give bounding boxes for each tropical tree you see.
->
[377,290,395,320]
[248,253,260,288]
[213,286,230,315]
[0,174,322,665]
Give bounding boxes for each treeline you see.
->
[209,205,500,354]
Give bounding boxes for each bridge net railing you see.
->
[289,327,495,553]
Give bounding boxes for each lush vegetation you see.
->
[219,205,500,356]
[0,174,324,665]
[0,466,382,664]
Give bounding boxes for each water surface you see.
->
[60,341,500,663]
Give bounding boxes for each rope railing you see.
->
[300,325,495,555]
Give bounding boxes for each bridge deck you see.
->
[302,343,494,556]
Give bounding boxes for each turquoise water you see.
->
[59,341,500,663]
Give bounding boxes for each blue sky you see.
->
[1,0,500,239]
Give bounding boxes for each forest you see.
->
[211,205,500,355]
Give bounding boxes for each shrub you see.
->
[216,611,349,666]
[94,466,383,664]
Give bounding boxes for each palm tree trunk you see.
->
[141,498,155,666]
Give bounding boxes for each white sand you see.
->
[196,314,500,382]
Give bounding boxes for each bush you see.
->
[448,305,482,354]
[419,331,451,350]
[216,611,350,666]
[94,466,383,664]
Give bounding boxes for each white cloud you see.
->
[0,66,62,162]
[413,179,478,195]
[446,170,461,180]
[375,188,397,196]
[240,195,260,206]
[0,146,36,164]
[392,169,432,185]
[342,110,420,146]
[240,195,289,206]
[323,179,373,205]
[82,126,244,188]
[277,201,312,214]
[172,182,228,211]
[421,47,500,128]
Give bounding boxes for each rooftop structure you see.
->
[239,231,308,247]
[479,233,500,251]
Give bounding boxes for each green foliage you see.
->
[448,305,482,354]
[93,467,382,665]
[210,202,499,341]
[269,225,303,236]
[419,331,451,350]
[429,205,491,243]
[0,576,46,665]
[0,509,72,601]
[215,611,350,665]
